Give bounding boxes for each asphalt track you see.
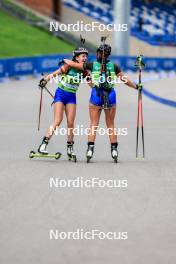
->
[0,74,176,264]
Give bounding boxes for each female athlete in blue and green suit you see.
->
[37,47,88,159]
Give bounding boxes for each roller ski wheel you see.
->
[68,154,77,163]
[55,152,62,160]
[29,150,35,159]
[86,156,91,163]
[29,150,61,160]
[113,157,118,163]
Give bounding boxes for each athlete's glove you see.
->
[39,78,47,89]
[58,59,65,67]
[136,83,143,91]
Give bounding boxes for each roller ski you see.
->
[111,143,118,163]
[29,136,61,160]
[67,141,77,162]
[29,151,61,160]
[86,143,94,163]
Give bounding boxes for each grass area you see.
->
[0,10,74,58]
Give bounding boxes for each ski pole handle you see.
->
[136,83,143,91]
[134,55,146,69]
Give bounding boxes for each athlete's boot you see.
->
[38,136,49,154]
[86,142,95,162]
[67,141,77,162]
[111,142,118,163]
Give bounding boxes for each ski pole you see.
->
[44,86,54,99]
[38,87,43,131]
[37,84,55,130]
[40,73,54,99]
[135,55,145,159]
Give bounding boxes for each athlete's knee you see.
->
[67,120,74,128]
[89,124,99,135]
[90,118,99,125]
[106,118,113,126]
[54,118,63,127]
